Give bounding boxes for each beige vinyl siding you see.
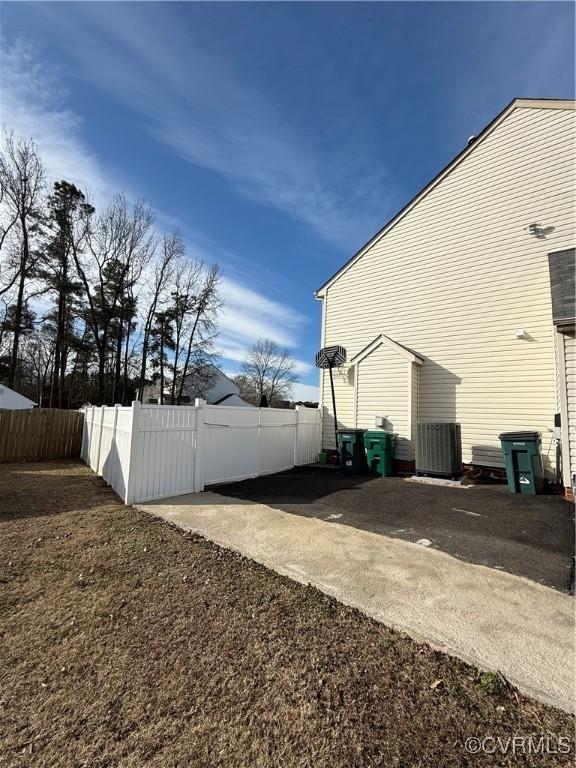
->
[564,330,576,482]
[355,343,411,459]
[410,363,419,457]
[321,364,355,447]
[320,105,576,475]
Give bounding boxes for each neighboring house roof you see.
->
[212,393,236,405]
[186,365,254,406]
[212,392,254,407]
[189,366,238,398]
[315,98,576,297]
[144,366,254,408]
[0,385,36,409]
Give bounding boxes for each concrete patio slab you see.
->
[137,491,575,713]
[213,468,574,592]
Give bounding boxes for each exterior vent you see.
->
[416,423,462,479]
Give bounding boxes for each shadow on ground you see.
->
[212,467,575,593]
[0,461,112,521]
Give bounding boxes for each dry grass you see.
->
[0,461,573,768]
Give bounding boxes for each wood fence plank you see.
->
[0,409,84,462]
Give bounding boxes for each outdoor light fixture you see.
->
[515,328,527,338]
[527,222,542,237]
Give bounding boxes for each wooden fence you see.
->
[0,409,84,462]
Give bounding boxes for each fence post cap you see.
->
[194,398,206,407]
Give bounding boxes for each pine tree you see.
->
[149,309,175,404]
[39,181,93,407]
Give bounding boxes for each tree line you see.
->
[0,132,302,409]
[0,133,221,408]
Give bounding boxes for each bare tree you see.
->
[0,157,20,293]
[136,234,181,402]
[236,339,298,406]
[168,259,202,404]
[110,199,155,402]
[176,264,221,405]
[232,372,259,404]
[0,133,45,386]
[0,131,227,408]
[73,196,155,403]
[161,261,222,405]
[20,329,54,406]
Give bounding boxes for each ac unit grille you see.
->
[416,423,462,478]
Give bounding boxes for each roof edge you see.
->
[315,97,576,298]
[513,98,576,111]
[350,334,424,365]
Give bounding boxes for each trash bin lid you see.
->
[337,428,366,434]
[498,431,541,441]
[364,429,394,438]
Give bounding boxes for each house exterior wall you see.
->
[355,343,412,460]
[323,363,355,437]
[410,362,419,457]
[563,329,576,485]
[319,104,576,475]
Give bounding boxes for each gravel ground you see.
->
[0,461,574,768]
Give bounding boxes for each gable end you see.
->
[316,98,576,298]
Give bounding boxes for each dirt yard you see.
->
[0,462,573,767]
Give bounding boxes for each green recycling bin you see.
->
[499,431,544,495]
[364,430,397,476]
[337,429,366,474]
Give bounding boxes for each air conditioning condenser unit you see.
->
[416,423,462,479]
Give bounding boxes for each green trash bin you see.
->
[337,429,366,474]
[364,430,397,476]
[499,431,544,495]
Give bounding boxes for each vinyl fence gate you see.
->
[80,400,322,504]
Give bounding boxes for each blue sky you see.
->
[1,2,574,400]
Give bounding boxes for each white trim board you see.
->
[350,334,424,366]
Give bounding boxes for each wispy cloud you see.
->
[291,382,319,402]
[19,4,391,250]
[217,278,313,374]
[0,41,113,207]
[0,40,313,377]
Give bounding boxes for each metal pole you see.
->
[328,364,339,454]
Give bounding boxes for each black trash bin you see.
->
[499,431,544,495]
[337,429,366,474]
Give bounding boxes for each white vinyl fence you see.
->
[80,400,321,504]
